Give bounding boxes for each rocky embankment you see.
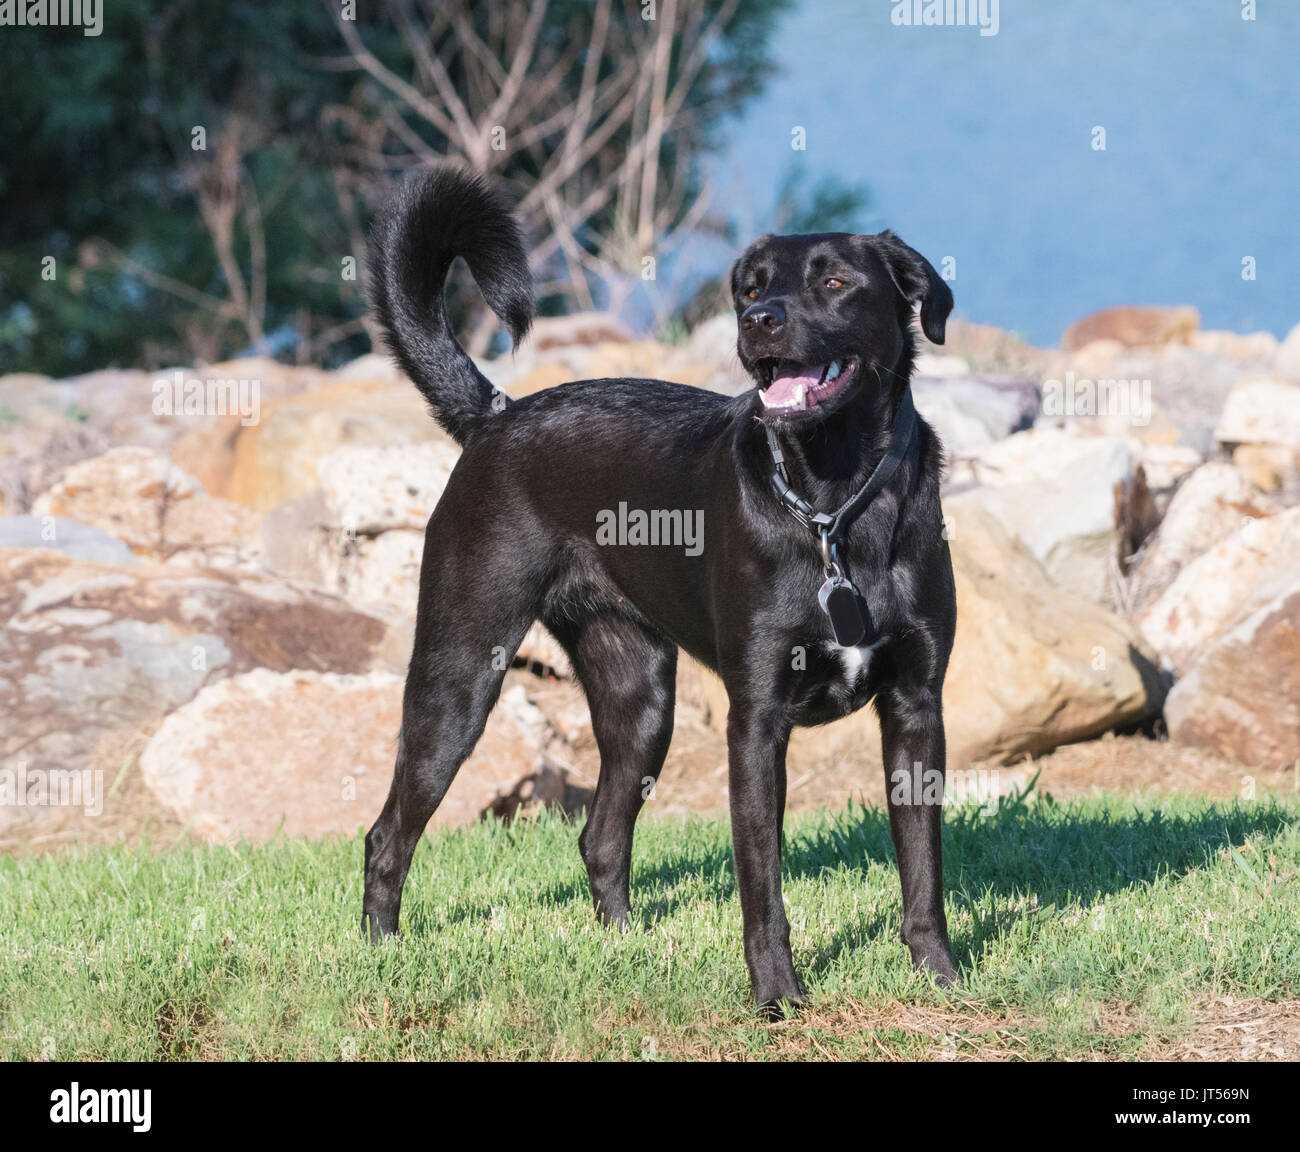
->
[3,305,1298,849]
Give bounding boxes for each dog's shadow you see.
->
[417,785,1290,976]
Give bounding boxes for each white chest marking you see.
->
[826,637,890,690]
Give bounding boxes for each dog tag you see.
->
[817,575,868,647]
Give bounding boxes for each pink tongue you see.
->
[764,366,823,405]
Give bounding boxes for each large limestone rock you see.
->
[0,516,137,566]
[171,377,447,511]
[946,428,1140,602]
[912,374,1039,454]
[138,672,562,841]
[680,504,1163,771]
[0,549,402,841]
[1215,378,1300,449]
[30,446,262,568]
[1132,462,1275,609]
[261,442,459,618]
[1138,506,1300,673]
[939,502,1162,763]
[1274,322,1300,383]
[1165,580,1300,770]
[314,442,459,535]
[1062,305,1199,352]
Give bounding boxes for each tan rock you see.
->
[946,428,1139,603]
[506,362,573,397]
[530,312,636,351]
[941,503,1162,763]
[1133,462,1275,609]
[1165,582,1300,769]
[0,549,399,841]
[1062,305,1199,352]
[1214,377,1300,448]
[30,446,262,567]
[1189,329,1280,361]
[1138,506,1300,673]
[1232,443,1300,494]
[172,377,447,511]
[1277,321,1300,382]
[138,672,559,841]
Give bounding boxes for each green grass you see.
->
[2,785,1297,1060]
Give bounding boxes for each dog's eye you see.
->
[745,287,759,300]
[824,277,845,289]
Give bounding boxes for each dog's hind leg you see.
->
[547,609,677,927]
[361,561,539,942]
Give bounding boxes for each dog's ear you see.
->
[872,230,954,345]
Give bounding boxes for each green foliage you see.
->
[0,0,792,377]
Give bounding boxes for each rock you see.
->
[259,442,460,617]
[1214,378,1300,449]
[1135,442,1203,494]
[504,362,573,397]
[687,313,740,371]
[0,549,402,841]
[913,375,1040,454]
[338,530,426,618]
[262,495,426,619]
[946,428,1140,602]
[331,353,405,382]
[1189,329,1280,361]
[487,334,741,397]
[1165,580,1300,769]
[171,377,446,511]
[530,312,636,351]
[1138,506,1300,673]
[1062,305,1199,352]
[1066,339,1126,383]
[680,504,1163,770]
[1277,322,1300,382]
[1132,462,1275,609]
[315,443,459,535]
[137,672,564,841]
[0,516,138,565]
[0,392,112,515]
[30,446,262,568]
[940,502,1161,763]
[1232,443,1300,497]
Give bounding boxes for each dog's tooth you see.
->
[828,360,841,381]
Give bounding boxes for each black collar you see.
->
[764,388,918,555]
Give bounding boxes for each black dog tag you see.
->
[817,575,868,647]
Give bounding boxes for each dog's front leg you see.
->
[877,685,960,986]
[726,705,803,1014]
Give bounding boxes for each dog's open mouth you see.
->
[757,357,859,413]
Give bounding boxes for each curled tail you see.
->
[367,165,534,444]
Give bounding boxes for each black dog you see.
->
[361,166,959,1011]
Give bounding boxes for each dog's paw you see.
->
[756,992,806,1022]
[911,946,961,988]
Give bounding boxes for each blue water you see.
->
[690,0,1300,345]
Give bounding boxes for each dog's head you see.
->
[730,231,953,423]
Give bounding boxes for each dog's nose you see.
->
[741,301,786,334]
